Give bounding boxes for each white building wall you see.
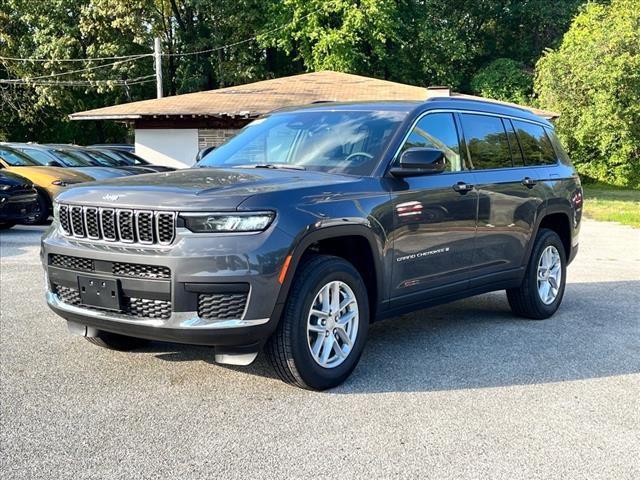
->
[134,129,199,168]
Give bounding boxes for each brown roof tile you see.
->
[70,70,558,120]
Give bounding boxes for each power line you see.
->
[0,52,153,63]
[0,74,156,87]
[13,55,152,82]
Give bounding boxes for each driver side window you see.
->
[397,113,462,172]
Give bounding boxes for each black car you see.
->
[0,171,39,229]
[42,98,582,390]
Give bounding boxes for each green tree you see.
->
[535,0,640,187]
[471,58,533,103]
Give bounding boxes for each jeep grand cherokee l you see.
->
[42,98,582,390]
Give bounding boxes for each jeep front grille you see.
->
[57,204,176,245]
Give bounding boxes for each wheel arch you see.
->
[528,207,573,263]
[275,224,385,322]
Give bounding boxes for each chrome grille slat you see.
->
[59,205,71,235]
[116,209,135,243]
[58,204,176,246]
[84,207,100,239]
[100,208,116,241]
[70,206,85,237]
[156,212,176,245]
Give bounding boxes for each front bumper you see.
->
[0,191,39,222]
[42,222,293,348]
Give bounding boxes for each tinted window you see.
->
[398,113,462,171]
[513,120,557,165]
[460,114,512,170]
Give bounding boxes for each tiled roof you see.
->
[69,70,558,120]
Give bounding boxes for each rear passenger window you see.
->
[398,113,462,172]
[459,114,512,170]
[512,120,557,165]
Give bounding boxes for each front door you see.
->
[389,112,478,302]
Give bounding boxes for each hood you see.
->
[69,166,134,181]
[55,167,359,210]
[0,170,34,187]
[6,165,94,186]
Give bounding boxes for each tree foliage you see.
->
[471,58,532,104]
[0,0,587,145]
[535,0,640,187]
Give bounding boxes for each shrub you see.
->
[534,0,640,188]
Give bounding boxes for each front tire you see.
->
[507,228,567,319]
[265,255,369,390]
[23,190,50,225]
[85,331,150,351]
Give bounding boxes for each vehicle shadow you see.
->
[145,279,640,393]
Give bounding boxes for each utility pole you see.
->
[154,37,163,98]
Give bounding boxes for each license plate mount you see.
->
[78,276,122,311]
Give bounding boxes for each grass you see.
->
[583,182,640,227]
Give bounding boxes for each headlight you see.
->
[51,180,69,187]
[182,212,275,233]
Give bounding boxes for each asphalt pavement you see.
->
[1,220,639,479]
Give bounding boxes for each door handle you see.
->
[522,177,537,188]
[452,182,474,194]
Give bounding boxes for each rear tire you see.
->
[265,255,369,390]
[85,331,150,351]
[507,228,567,319]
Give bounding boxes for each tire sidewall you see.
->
[528,230,567,316]
[287,258,369,389]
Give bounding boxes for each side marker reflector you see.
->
[279,255,292,284]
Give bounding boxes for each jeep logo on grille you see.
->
[103,194,120,201]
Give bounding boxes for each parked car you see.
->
[47,145,159,175]
[0,171,40,229]
[6,143,135,181]
[195,146,216,163]
[87,147,175,173]
[0,145,94,224]
[89,143,135,153]
[42,98,582,390]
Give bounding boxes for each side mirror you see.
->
[47,160,63,167]
[390,148,446,177]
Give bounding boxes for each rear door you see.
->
[458,113,542,281]
[389,112,478,301]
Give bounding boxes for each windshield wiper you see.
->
[236,163,306,171]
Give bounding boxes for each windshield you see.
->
[198,110,407,175]
[52,150,94,167]
[0,147,40,166]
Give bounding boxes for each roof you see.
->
[69,70,559,121]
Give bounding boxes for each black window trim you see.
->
[384,108,555,177]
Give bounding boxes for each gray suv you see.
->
[41,98,582,390]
